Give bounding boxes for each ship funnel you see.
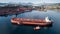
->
[45,16,51,22]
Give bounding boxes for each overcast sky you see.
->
[0,0,60,3]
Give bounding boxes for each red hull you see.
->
[11,18,52,26]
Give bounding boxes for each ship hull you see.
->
[11,18,53,26]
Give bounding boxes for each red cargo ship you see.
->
[11,16,53,26]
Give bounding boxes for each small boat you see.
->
[11,16,53,26]
[34,26,41,30]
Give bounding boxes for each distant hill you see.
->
[0,3,8,7]
[0,3,8,5]
[0,2,60,8]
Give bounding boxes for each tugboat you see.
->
[11,16,53,26]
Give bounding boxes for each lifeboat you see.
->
[11,16,53,26]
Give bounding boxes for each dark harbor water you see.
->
[0,10,60,34]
